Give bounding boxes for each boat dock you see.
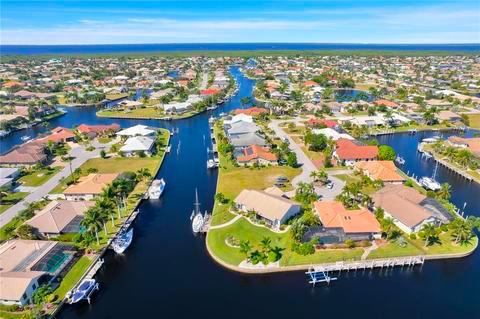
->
[85,258,104,279]
[306,256,425,285]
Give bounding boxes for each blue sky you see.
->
[1,0,479,44]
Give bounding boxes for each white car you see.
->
[326,182,334,189]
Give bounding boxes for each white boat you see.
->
[419,177,441,191]
[191,189,205,233]
[423,152,433,159]
[165,145,171,153]
[21,135,31,141]
[207,159,217,169]
[208,116,216,123]
[67,279,99,304]
[111,228,134,254]
[395,156,405,165]
[422,137,440,143]
[148,178,165,199]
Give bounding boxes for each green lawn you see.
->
[97,136,113,144]
[53,256,93,299]
[410,231,478,255]
[283,248,364,266]
[367,239,424,259]
[207,217,289,266]
[467,114,480,129]
[0,192,28,214]
[97,107,164,119]
[18,167,61,187]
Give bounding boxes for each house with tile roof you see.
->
[63,173,118,200]
[334,138,378,166]
[0,142,47,167]
[354,160,405,184]
[304,200,381,243]
[236,145,277,166]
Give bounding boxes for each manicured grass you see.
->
[53,256,93,299]
[467,114,480,129]
[283,248,363,266]
[411,231,478,255]
[0,192,28,214]
[18,167,61,187]
[97,107,164,119]
[0,310,26,319]
[367,240,424,259]
[97,136,113,144]
[207,218,289,266]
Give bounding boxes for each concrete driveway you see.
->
[268,119,345,200]
[0,145,101,228]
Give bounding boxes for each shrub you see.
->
[16,224,37,239]
[404,179,414,187]
[344,239,356,248]
[292,241,315,255]
[409,233,417,240]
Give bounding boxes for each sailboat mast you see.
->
[194,188,201,214]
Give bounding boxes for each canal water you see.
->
[2,67,479,318]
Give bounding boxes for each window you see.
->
[32,283,37,289]
[22,293,27,301]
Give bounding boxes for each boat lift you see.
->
[306,267,337,286]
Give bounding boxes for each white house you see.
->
[312,127,354,141]
[120,136,156,156]
[117,124,157,137]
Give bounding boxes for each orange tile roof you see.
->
[335,139,378,161]
[354,160,405,182]
[314,200,381,234]
[234,107,268,116]
[237,145,277,163]
[374,99,399,108]
[39,127,75,143]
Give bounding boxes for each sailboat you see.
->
[191,189,204,233]
[420,162,441,191]
[111,228,134,254]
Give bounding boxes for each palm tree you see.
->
[136,168,151,181]
[81,208,106,245]
[421,223,438,247]
[381,217,396,239]
[437,183,451,201]
[239,240,252,260]
[260,237,272,254]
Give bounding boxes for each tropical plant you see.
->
[239,240,252,260]
[437,183,451,201]
[420,223,439,247]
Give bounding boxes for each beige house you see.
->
[0,240,74,305]
[26,200,94,238]
[234,189,301,230]
[63,173,118,200]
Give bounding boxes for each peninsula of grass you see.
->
[18,167,61,187]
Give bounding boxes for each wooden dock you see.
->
[306,255,425,285]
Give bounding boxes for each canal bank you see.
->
[2,66,479,319]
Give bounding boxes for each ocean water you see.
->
[1,43,479,55]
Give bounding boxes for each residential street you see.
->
[268,119,345,200]
[0,145,102,228]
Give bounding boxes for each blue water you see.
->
[2,43,479,55]
[335,89,373,102]
[2,66,479,318]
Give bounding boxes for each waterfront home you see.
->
[230,132,268,149]
[0,142,47,167]
[354,160,405,184]
[120,136,156,156]
[117,124,157,137]
[234,189,301,230]
[236,144,278,166]
[226,121,260,138]
[312,127,354,141]
[372,184,452,234]
[63,173,118,200]
[119,100,143,109]
[26,200,94,238]
[0,240,74,306]
[304,200,381,243]
[200,88,221,96]
[447,136,480,157]
[437,110,462,122]
[223,113,253,126]
[0,167,20,189]
[77,123,120,138]
[333,139,378,166]
[233,107,268,117]
[39,126,76,144]
[338,114,409,127]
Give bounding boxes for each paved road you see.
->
[268,119,345,200]
[0,145,101,227]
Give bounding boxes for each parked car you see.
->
[326,181,334,189]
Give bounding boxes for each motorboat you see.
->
[422,137,440,143]
[191,189,205,233]
[419,177,441,191]
[395,156,406,165]
[21,135,31,141]
[148,179,166,199]
[208,116,216,124]
[207,159,218,169]
[111,228,134,254]
[67,279,99,304]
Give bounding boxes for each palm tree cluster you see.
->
[432,141,479,170]
[294,182,318,205]
[449,216,480,245]
[79,172,141,247]
[239,237,284,265]
[336,182,372,209]
[310,169,328,184]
